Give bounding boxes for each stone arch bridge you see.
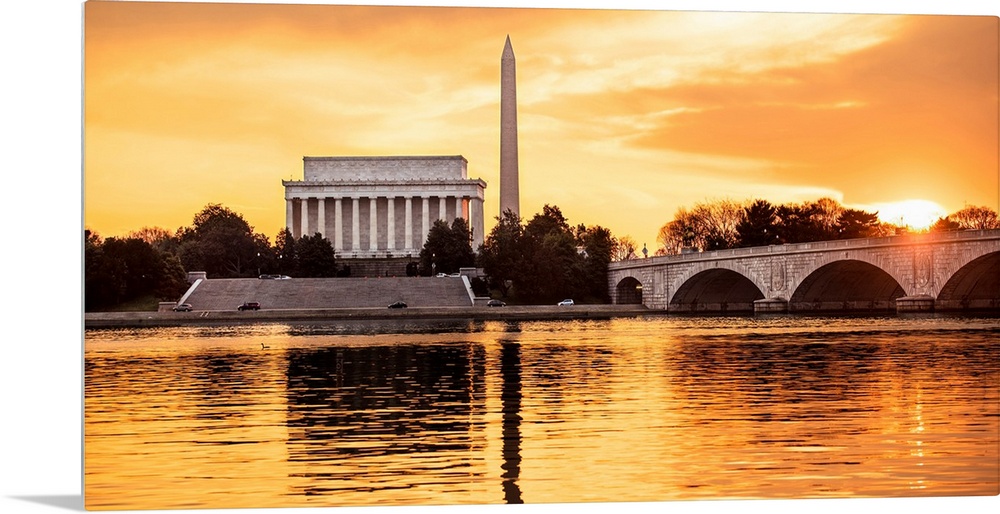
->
[608,229,1000,314]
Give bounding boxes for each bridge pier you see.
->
[753,298,788,314]
[896,295,936,313]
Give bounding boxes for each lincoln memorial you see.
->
[283,155,486,259]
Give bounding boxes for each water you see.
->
[84,315,1000,510]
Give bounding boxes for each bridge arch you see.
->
[789,259,905,312]
[669,267,765,312]
[936,251,1000,310]
[614,276,644,304]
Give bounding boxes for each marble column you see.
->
[334,198,344,251]
[421,196,430,248]
[285,199,294,236]
[317,198,326,239]
[439,196,448,221]
[405,197,413,252]
[455,197,464,222]
[300,198,310,238]
[471,197,485,250]
[351,197,361,251]
[369,197,378,252]
[387,197,396,251]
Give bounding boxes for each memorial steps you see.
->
[181,276,474,311]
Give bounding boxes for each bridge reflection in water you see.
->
[609,229,1000,314]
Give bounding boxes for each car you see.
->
[557,299,575,306]
[238,302,261,311]
[172,303,193,312]
[275,275,291,280]
[388,301,408,309]
[259,274,275,279]
[487,299,506,307]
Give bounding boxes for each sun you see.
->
[873,199,948,230]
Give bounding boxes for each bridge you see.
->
[607,229,1000,314]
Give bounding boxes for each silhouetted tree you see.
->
[656,216,693,255]
[515,206,579,302]
[611,235,638,261]
[775,202,827,243]
[419,218,476,275]
[656,199,744,253]
[950,205,1000,230]
[126,226,179,255]
[296,233,337,277]
[929,216,962,232]
[273,227,298,276]
[576,224,615,302]
[478,209,523,298]
[84,230,187,311]
[835,208,881,239]
[177,204,268,278]
[736,199,781,248]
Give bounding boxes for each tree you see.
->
[177,204,267,278]
[296,233,337,277]
[576,225,615,302]
[516,205,582,303]
[656,200,744,253]
[419,217,476,275]
[611,235,638,261]
[126,226,179,255]
[156,254,190,300]
[273,227,298,276]
[478,209,523,298]
[950,206,1000,230]
[736,199,780,248]
[85,229,118,311]
[84,230,187,311]
[656,217,691,255]
[835,208,881,239]
[693,199,744,250]
[775,202,827,244]
[929,216,962,232]
[812,197,844,237]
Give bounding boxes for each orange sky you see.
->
[83,0,999,247]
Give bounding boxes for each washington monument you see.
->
[500,35,520,217]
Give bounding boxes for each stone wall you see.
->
[303,156,468,181]
[337,257,417,278]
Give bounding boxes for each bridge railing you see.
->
[609,229,1000,270]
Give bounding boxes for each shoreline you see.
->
[84,304,660,328]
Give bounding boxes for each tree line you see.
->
[85,204,342,311]
[86,198,997,311]
[86,202,635,310]
[478,205,616,304]
[653,198,1000,255]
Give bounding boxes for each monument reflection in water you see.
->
[83,316,999,510]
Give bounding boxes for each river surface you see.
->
[84,315,1000,510]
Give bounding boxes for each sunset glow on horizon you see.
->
[869,199,948,230]
[83,1,999,248]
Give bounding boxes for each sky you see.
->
[82,0,998,249]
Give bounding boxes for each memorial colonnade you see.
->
[284,185,485,258]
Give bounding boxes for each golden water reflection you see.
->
[84,316,1000,509]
